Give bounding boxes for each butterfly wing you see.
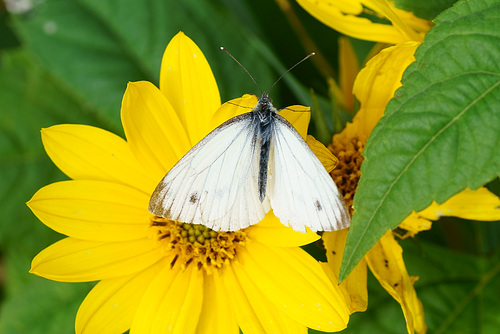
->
[268,115,350,233]
[149,113,271,231]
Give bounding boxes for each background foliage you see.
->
[0,0,498,333]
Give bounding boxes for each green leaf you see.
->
[0,278,93,334]
[403,240,500,334]
[340,0,500,281]
[10,0,286,127]
[0,49,103,246]
[0,9,20,49]
[11,0,157,131]
[327,238,500,334]
[394,0,459,20]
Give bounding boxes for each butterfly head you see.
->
[254,92,278,118]
[258,92,272,105]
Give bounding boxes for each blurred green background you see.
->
[0,0,499,333]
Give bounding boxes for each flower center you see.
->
[329,136,365,215]
[150,217,246,274]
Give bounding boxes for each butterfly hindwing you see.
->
[268,115,350,232]
[149,113,271,231]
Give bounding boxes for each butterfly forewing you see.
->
[149,113,271,231]
[267,115,350,232]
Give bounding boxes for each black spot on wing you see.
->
[315,200,323,211]
[189,192,199,204]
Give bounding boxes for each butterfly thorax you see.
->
[254,93,278,202]
[254,93,277,133]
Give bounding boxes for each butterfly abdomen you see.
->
[258,134,271,202]
[255,95,276,203]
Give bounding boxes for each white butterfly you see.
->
[148,92,350,233]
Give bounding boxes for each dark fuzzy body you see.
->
[254,93,276,202]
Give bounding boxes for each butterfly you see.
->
[148,52,350,233]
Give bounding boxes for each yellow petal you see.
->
[323,230,368,313]
[390,4,432,35]
[30,237,164,282]
[220,264,266,333]
[121,81,191,184]
[297,0,412,44]
[399,187,500,238]
[245,211,320,247]
[365,0,423,41]
[338,41,419,142]
[76,260,163,334]
[235,241,349,331]
[131,262,204,334]
[196,271,239,334]
[279,105,311,140]
[41,124,155,193]
[307,135,339,173]
[160,31,221,145]
[231,263,308,334]
[27,180,150,242]
[397,212,433,239]
[418,187,500,221]
[338,36,359,111]
[366,232,427,334]
[210,94,257,130]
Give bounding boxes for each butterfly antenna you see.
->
[267,52,315,93]
[221,47,263,94]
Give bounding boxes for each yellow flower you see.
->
[296,0,431,44]
[323,41,500,334]
[27,32,351,334]
[291,2,500,332]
